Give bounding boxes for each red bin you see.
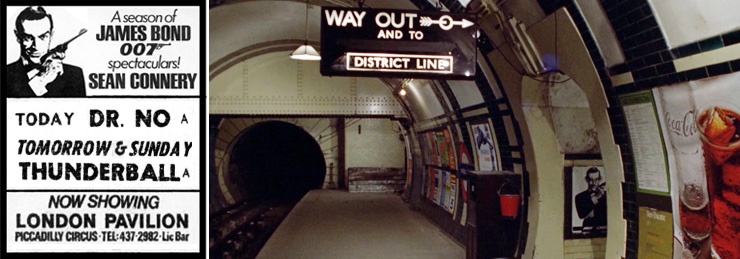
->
[499,194,520,217]
[498,180,520,217]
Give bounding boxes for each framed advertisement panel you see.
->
[469,121,499,171]
[619,91,671,196]
[653,72,740,258]
[564,166,607,239]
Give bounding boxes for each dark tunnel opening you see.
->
[211,120,327,258]
[231,120,326,203]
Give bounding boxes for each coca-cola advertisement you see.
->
[654,72,740,259]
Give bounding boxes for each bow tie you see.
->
[24,63,43,73]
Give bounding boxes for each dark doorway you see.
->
[231,120,326,203]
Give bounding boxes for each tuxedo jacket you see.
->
[6,59,86,97]
[575,189,607,228]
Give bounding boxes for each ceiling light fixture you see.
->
[290,0,321,61]
[398,88,407,96]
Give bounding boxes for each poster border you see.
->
[618,90,672,197]
[0,0,206,258]
[563,167,608,239]
[468,119,499,172]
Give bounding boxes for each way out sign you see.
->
[320,7,478,80]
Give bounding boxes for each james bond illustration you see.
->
[7,6,86,97]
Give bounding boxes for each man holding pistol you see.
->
[7,6,85,97]
[575,167,607,231]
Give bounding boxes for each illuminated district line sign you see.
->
[320,7,478,80]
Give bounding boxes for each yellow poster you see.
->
[638,207,673,259]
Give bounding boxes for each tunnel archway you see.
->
[230,120,326,203]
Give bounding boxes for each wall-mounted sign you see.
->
[346,52,453,74]
[619,91,671,196]
[637,207,674,259]
[320,7,477,80]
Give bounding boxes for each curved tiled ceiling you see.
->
[209,0,418,67]
[209,0,429,117]
[210,1,320,66]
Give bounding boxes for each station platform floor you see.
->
[257,189,465,259]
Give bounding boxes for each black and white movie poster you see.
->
[564,166,607,239]
[2,1,205,256]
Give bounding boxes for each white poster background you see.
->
[5,4,202,254]
[5,6,200,96]
[6,98,200,190]
[571,166,606,233]
[653,85,687,250]
[6,192,199,252]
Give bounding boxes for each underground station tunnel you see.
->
[209,0,740,258]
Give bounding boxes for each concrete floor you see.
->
[257,190,465,259]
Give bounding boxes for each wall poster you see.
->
[470,122,498,171]
[447,174,457,214]
[654,72,740,259]
[564,166,607,239]
[428,132,440,166]
[637,207,674,259]
[428,167,435,201]
[436,131,449,168]
[443,129,456,170]
[2,2,205,256]
[619,91,671,196]
[440,171,448,207]
[420,131,434,166]
[434,169,442,205]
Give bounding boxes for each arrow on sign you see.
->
[420,15,474,30]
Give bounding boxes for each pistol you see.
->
[597,182,606,193]
[155,43,172,50]
[29,28,88,79]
